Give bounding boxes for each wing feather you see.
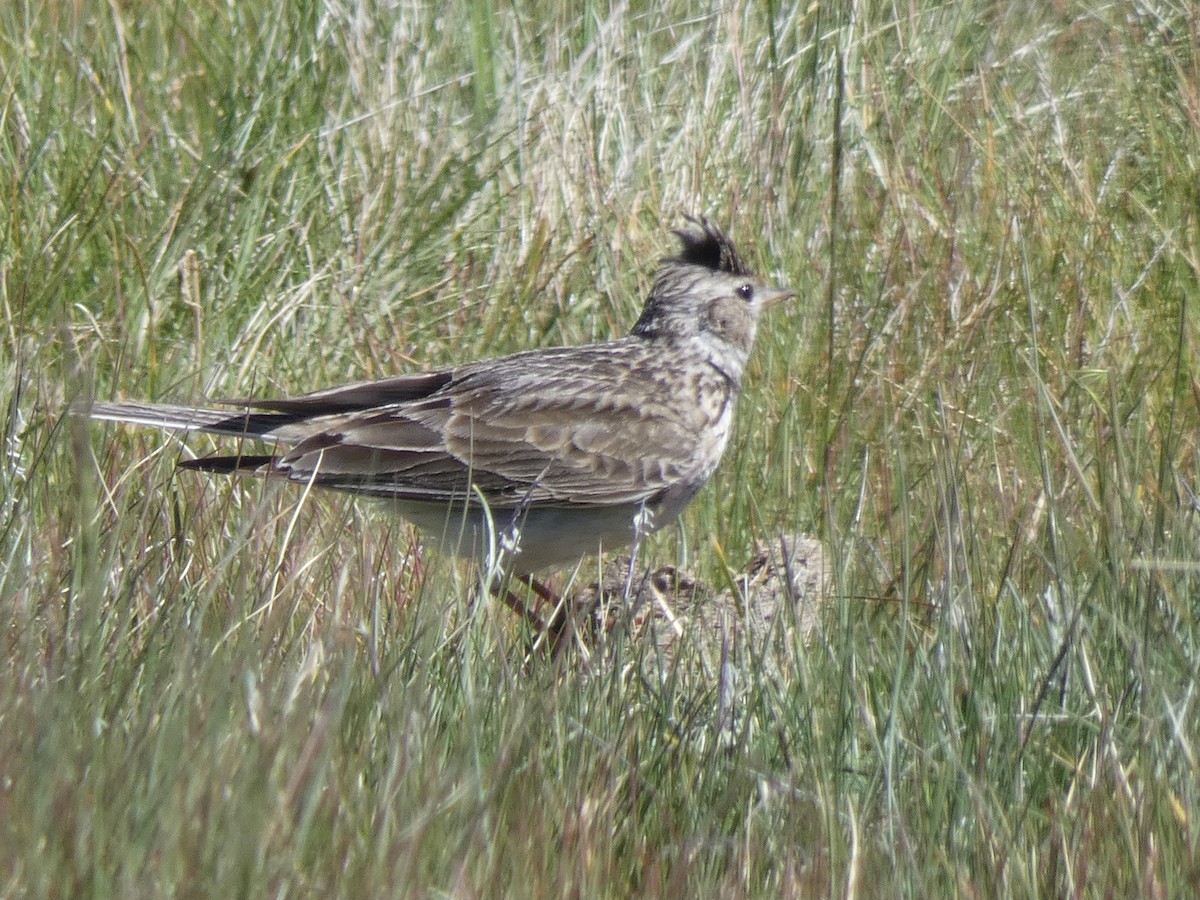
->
[271,346,726,508]
[87,343,729,510]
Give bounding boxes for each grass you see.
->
[3,0,1199,895]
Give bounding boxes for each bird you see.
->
[80,217,793,628]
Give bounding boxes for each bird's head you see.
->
[630,217,794,382]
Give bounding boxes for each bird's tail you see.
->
[177,453,280,474]
[76,400,303,441]
[74,400,294,477]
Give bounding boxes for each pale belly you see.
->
[387,497,683,576]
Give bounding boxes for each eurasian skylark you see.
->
[82,218,792,590]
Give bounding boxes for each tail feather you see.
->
[78,400,303,441]
[177,453,280,474]
[75,372,457,444]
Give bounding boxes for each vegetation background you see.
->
[3,0,1198,895]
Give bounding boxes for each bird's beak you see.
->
[760,285,796,308]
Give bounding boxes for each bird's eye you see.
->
[736,283,754,300]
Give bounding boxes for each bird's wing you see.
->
[83,346,729,509]
[220,371,455,415]
[275,346,726,509]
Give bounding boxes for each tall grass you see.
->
[3,0,1198,895]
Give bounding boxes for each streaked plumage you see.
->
[82,218,792,575]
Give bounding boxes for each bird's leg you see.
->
[517,573,560,609]
[497,574,578,657]
[519,575,580,657]
[487,574,573,652]
[491,580,549,632]
[484,575,578,661]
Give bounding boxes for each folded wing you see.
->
[84,344,721,510]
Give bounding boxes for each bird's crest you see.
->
[669,216,751,277]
